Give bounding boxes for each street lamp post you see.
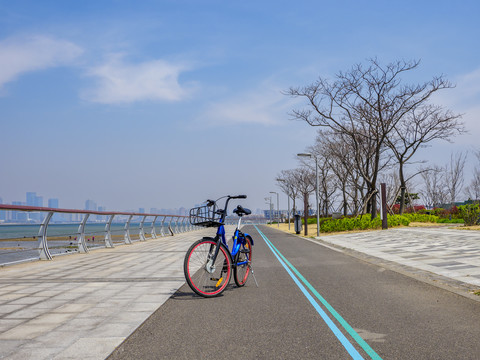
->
[270,191,279,228]
[297,152,320,237]
[265,197,273,225]
[276,178,291,231]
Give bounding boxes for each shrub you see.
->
[318,214,409,233]
[436,218,464,224]
[458,204,480,226]
[402,213,439,223]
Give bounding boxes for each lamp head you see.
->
[297,153,312,158]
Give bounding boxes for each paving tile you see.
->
[0,229,210,359]
[0,319,25,332]
[0,323,59,340]
[5,345,64,360]
[319,227,480,289]
[53,336,126,359]
[0,304,25,315]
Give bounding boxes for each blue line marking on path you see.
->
[255,226,364,359]
[254,225,382,360]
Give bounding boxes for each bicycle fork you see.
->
[206,241,229,288]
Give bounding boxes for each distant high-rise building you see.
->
[12,201,27,222]
[95,206,106,221]
[139,208,145,214]
[48,198,62,223]
[26,192,43,221]
[85,200,97,211]
[35,196,43,207]
[26,192,36,206]
[48,198,59,208]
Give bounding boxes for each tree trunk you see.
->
[398,162,406,214]
[303,194,309,236]
[399,186,406,214]
[370,191,378,219]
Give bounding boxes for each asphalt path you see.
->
[108,225,480,359]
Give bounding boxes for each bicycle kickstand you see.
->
[249,264,259,287]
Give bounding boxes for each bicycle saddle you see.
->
[233,205,251,216]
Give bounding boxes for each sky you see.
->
[1,0,480,213]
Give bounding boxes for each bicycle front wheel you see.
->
[234,235,253,287]
[184,238,232,297]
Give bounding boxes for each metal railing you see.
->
[0,204,198,265]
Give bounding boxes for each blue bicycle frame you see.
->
[216,222,254,266]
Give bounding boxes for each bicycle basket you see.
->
[189,204,222,227]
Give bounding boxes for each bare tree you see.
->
[386,104,464,213]
[465,150,480,200]
[445,152,467,205]
[420,165,448,208]
[313,129,373,216]
[290,166,315,235]
[313,131,344,215]
[287,59,456,218]
[378,171,401,210]
[276,169,301,217]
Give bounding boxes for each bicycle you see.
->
[184,195,256,297]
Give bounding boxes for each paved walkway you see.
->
[315,226,480,293]
[1,225,480,359]
[0,228,232,360]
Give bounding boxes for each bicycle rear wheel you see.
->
[184,238,232,297]
[233,235,253,287]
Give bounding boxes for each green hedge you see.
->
[436,218,464,224]
[401,213,439,223]
[299,210,474,233]
[318,214,410,233]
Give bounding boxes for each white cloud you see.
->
[83,54,191,104]
[0,35,83,90]
[199,84,297,126]
[429,67,480,143]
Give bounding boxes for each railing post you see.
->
[37,211,54,260]
[124,215,133,244]
[139,215,147,241]
[168,217,174,235]
[160,216,166,237]
[104,214,115,248]
[77,214,90,253]
[151,216,158,239]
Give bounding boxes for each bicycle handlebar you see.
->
[204,195,248,224]
[231,195,247,199]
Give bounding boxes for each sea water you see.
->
[0,223,173,265]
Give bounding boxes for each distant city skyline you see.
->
[0,193,199,225]
[0,191,192,215]
[0,190,266,224]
